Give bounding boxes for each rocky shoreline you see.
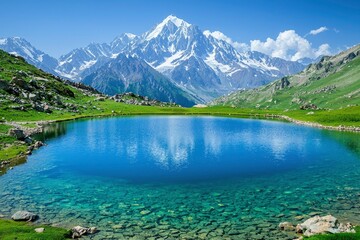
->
[269,114,360,133]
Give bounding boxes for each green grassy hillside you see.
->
[0,219,70,240]
[212,45,360,110]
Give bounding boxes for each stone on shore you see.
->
[34,141,44,149]
[295,215,355,237]
[8,128,26,140]
[11,211,38,221]
[35,227,45,233]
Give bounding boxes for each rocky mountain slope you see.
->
[1,16,306,104]
[55,33,140,81]
[82,54,197,107]
[0,37,58,75]
[0,50,179,122]
[211,44,360,110]
[0,49,102,116]
[122,16,304,101]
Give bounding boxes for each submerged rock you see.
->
[11,211,38,221]
[278,222,295,231]
[71,226,97,238]
[296,215,355,236]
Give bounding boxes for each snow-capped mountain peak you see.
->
[0,15,306,103]
[0,36,58,75]
[123,33,137,39]
[163,15,191,28]
[145,15,191,41]
[204,30,230,43]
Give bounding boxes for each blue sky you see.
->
[0,0,359,59]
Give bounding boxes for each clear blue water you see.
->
[1,116,360,239]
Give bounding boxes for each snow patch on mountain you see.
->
[155,50,185,73]
[79,60,97,71]
[145,15,191,41]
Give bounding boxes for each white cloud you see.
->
[309,26,328,35]
[250,30,331,61]
[204,30,249,52]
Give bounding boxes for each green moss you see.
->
[0,219,70,240]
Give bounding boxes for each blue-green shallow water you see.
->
[1,116,360,239]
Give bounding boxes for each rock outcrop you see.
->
[279,215,355,237]
[8,128,26,140]
[296,215,355,237]
[11,211,38,221]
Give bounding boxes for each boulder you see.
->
[8,128,26,140]
[278,222,295,231]
[35,227,45,233]
[300,103,318,110]
[24,137,33,144]
[34,141,44,149]
[29,79,40,89]
[32,103,52,113]
[10,77,32,91]
[43,104,52,113]
[95,96,105,101]
[0,79,10,91]
[11,211,38,221]
[71,226,97,238]
[280,77,290,88]
[296,215,355,237]
[29,93,41,101]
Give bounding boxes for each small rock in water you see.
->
[112,224,123,229]
[34,141,44,149]
[278,222,295,231]
[11,211,38,221]
[71,226,97,238]
[35,227,45,233]
[140,210,151,215]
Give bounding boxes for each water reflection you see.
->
[34,122,67,141]
[38,117,314,171]
[323,131,360,158]
[147,117,195,169]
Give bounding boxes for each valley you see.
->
[0,2,359,239]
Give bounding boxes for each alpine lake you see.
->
[1,116,360,239]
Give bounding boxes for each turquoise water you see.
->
[1,116,360,239]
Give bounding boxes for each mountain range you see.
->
[0,15,308,105]
[211,44,360,110]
